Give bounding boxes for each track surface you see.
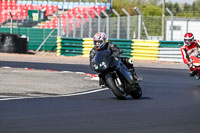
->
[0,61,200,133]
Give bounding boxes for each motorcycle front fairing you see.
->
[191,55,200,66]
[191,55,200,77]
[113,59,135,86]
[93,50,115,73]
[94,50,135,87]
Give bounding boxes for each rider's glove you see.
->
[196,40,200,48]
[196,40,200,45]
[113,49,123,57]
[188,62,193,68]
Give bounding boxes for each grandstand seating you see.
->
[16,1,111,10]
[40,5,106,32]
[0,0,107,33]
[0,0,58,24]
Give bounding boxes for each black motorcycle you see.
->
[93,49,142,100]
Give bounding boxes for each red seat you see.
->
[46,5,54,16]
[53,5,58,12]
[101,6,106,11]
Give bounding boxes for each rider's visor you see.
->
[94,40,103,47]
[184,39,192,43]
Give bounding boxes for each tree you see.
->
[183,3,191,12]
[146,0,161,5]
[194,0,200,11]
[173,2,180,16]
[194,0,200,5]
[142,5,162,16]
[192,2,196,15]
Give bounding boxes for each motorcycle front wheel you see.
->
[106,76,126,100]
[130,83,142,99]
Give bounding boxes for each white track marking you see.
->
[0,67,104,101]
[62,88,108,97]
[1,67,11,69]
[75,72,85,74]
[59,71,74,73]
[91,77,99,80]
[0,97,31,101]
[0,88,108,101]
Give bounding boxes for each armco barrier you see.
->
[59,38,134,57]
[57,37,83,56]
[109,39,133,58]
[131,40,159,60]
[57,37,184,62]
[82,38,133,58]
[56,37,61,56]
[159,41,184,62]
[82,38,93,57]
[59,38,133,58]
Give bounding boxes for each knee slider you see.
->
[128,59,133,64]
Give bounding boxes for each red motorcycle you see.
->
[191,55,200,79]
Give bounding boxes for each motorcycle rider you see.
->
[180,32,200,77]
[89,32,142,87]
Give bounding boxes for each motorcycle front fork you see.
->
[113,71,122,87]
[194,67,200,80]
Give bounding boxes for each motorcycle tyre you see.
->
[106,77,126,100]
[130,83,142,99]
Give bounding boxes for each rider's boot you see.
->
[189,70,196,77]
[129,69,142,82]
[190,70,200,79]
[99,77,106,88]
[195,74,200,80]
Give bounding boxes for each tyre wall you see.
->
[0,28,57,51]
[0,33,28,53]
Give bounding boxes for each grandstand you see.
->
[0,0,110,30]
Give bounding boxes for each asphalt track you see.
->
[0,61,200,133]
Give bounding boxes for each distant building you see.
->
[166,18,200,41]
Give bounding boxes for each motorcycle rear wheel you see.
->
[130,83,142,99]
[106,77,126,100]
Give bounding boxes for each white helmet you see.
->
[93,32,107,50]
[184,33,194,46]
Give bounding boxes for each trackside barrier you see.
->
[82,38,93,57]
[57,37,83,56]
[57,37,133,57]
[0,33,28,53]
[159,41,184,62]
[109,39,133,58]
[57,37,184,62]
[56,37,61,56]
[0,28,57,51]
[131,40,159,60]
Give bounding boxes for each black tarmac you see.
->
[0,61,200,133]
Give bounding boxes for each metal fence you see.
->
[60,15,139,39]
[58,9,200,41]
[57,9,162,40]
[57,8,141,39]
[2,6,200,41]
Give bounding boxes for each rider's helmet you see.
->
[184,33,194,46]
[93,32,107,50]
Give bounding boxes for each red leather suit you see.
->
[180,40,200,71]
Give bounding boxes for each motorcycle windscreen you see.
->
[191,56,200,66]
[94,50,111,64]
[94,50,115,72]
